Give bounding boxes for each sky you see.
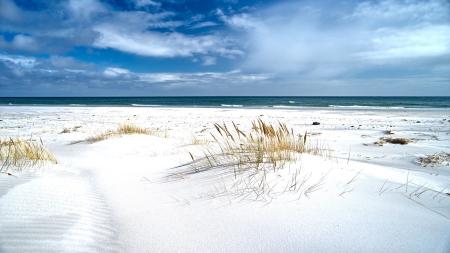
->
[0,0,449,96]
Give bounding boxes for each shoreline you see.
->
[2,104,450,111]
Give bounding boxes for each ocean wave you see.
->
[288,101,296,104]
[130,104,161,107]
[221,104,243,107]
[272,105,303,108]
[328,105,406,109]
[69,104,87,106]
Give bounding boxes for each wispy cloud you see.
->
[189,21,218,29]
[139,70,271,85]
[0,53,36,68]
[103,67,132,77]
[93,23,240,58]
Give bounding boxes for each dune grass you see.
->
[0,138,57,172]
[81,123,155,143]
[169,119,330,200]
[197,119,327,172]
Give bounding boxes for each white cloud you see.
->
[217,9,258,29]
[0,54,36,68]
[102,66,272,85]
[83,2,241,59]
[93,23,241,58]
[223,0,450,78]
[133,0,161,8]
[11,34,38,51]
[139,73,184,83]
[189,21,218,29]
[138,70,271,85]
[103,67,131,77]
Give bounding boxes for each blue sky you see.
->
[0,0,449,96]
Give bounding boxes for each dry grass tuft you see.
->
[60,128,71,134]
[168,119,330,200]
[191,137,208,145]
[116,124,150,135]
[375,137,411,146]
[417,152,450,167]
[0,138,57,172]
[185,119,328,173]
[225,119,325,166]
[80,123,154,143]
[385,137,411,145]
[60,125,82,134]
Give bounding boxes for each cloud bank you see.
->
[0,53,271,96]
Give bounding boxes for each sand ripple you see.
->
[0,171,120,253]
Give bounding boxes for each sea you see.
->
[0,97,449,109]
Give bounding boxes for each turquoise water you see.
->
[0,97,449,108]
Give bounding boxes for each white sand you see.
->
[0,106,449,252]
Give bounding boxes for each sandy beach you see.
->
[0,105,449,252]
[2,0,450,251]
